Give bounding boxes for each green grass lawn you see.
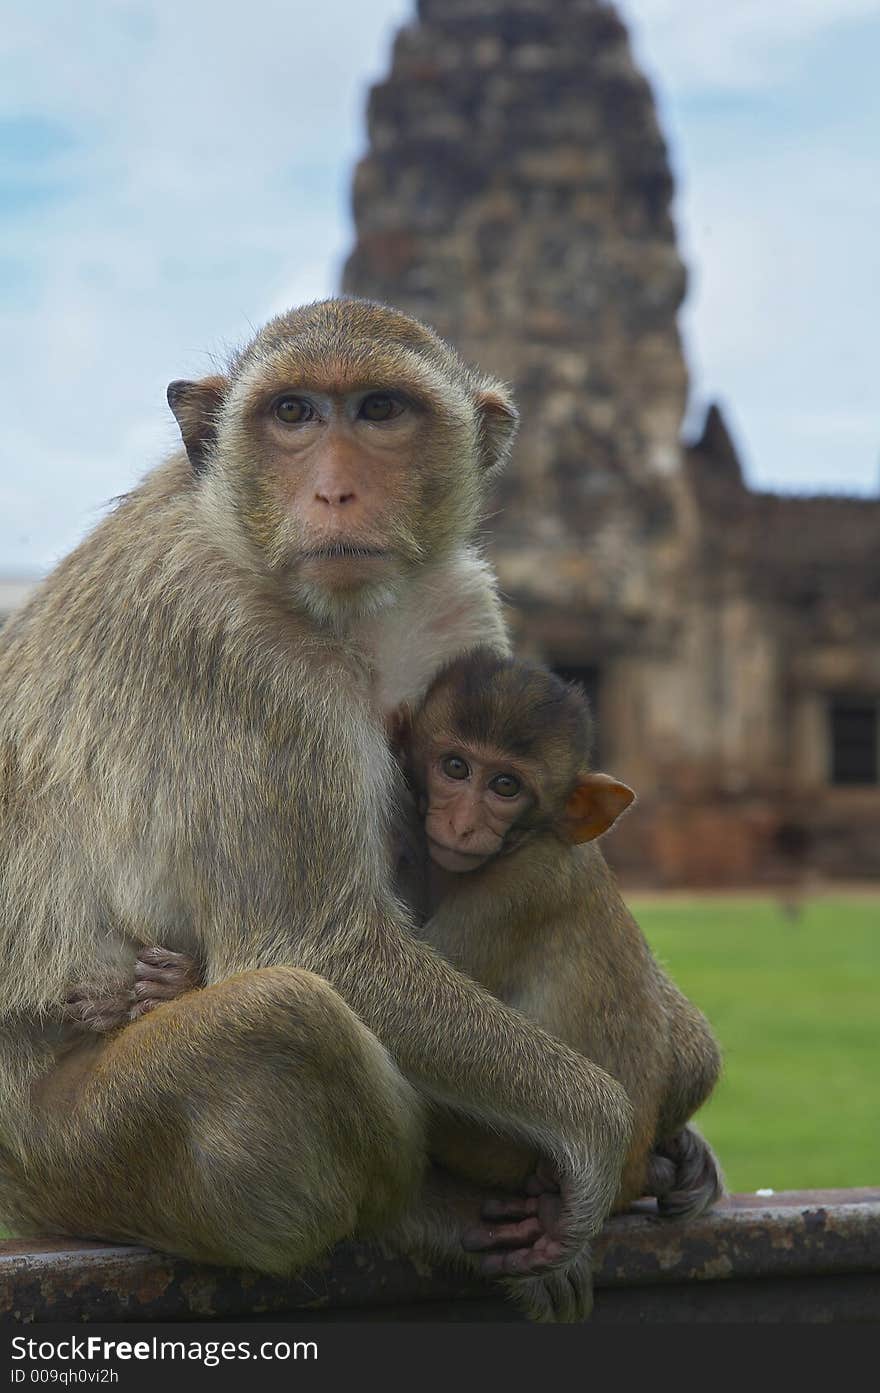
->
[630,895,880,1194]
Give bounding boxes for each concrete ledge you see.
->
[2,1190,878,1324]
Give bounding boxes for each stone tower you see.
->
[343,0,693,663]
[344,0,880,883]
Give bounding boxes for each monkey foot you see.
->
[462,1191,568,1276]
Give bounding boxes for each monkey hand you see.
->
[132,946,202,1018]
[63,986,134,1034]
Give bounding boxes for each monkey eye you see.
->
[489,773,521,798]
[359,393,404,422]
[274,396,316,424]
[441,755,470,780]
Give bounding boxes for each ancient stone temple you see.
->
[344,0,880,883]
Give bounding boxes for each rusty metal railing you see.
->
[2,1190,878,1323]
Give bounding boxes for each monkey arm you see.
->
[299,913,634,1272]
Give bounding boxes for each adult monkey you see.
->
[0,299,631,1322]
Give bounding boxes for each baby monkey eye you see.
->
[489,773,521,798]
[441,755,470,780]
[359,393,404,422]
[275,396,315,425]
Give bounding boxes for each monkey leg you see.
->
[7,967,425,1274]
[426,1104,537,1190]
[640,977,724,1219]
[613,1119,661,1212]
[656,978,722,1138]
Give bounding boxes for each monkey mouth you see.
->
[302,543,389,560]
[298,545,395,590]
[427,837,494,873]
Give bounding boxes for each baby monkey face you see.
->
[405,649,636,875]
[422,743,535,871]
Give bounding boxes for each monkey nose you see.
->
[315,488,357,506]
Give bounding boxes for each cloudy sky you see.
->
[1,0,878,574]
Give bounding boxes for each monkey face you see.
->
[245,379,450,607]
[421,743,537,871]
[417,732,635,870]
[407,648,637,869]
[167,300,519,625]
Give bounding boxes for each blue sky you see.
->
[1,0,878,573]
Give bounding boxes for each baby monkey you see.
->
[394,650,722,1219]
[71,651,721,1223]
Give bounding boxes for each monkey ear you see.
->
[473,381,519,475]
[167,375,229,474]
[562,772,636,844]
[386,702,414,758]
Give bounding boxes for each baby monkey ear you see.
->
[167,375,230,474]
[562,772,636,844]
[386,702,414,759]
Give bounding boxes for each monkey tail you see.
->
[644,1124,724,1221]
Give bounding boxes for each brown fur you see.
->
[0,299,632,1321]
[401,654,723,1225]
[418,843,722,1208]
